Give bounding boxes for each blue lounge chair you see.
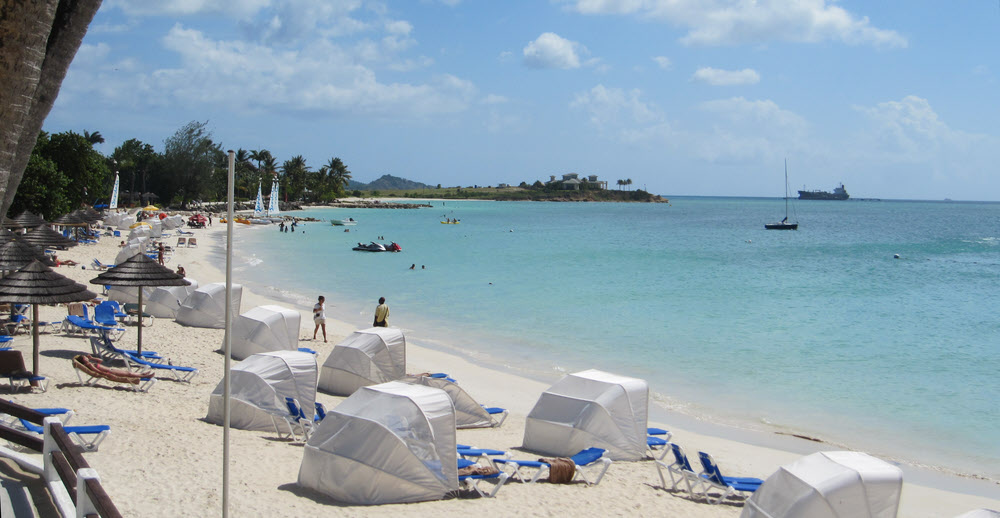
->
[696,451,763,504]
[0,350,48,392]
[297,347,317,355]
[92,304,126,340]
[494,447,612,485]
[655,442,706,497]
[18,418,110,452]
[458,446,511,470]
[314,402,327,421]
[646,428,672,459]
[482,405,508,427]
[89,335,163,363]
[91,258,115,270]
[458,458,510,498]
[121,351,198,382]
[276,397,316,441]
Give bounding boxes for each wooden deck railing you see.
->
[0,399,123,517]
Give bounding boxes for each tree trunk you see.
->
[0,0,103,224]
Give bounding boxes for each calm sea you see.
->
[222,197,1000,481]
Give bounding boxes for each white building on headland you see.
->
[546,173,608,190]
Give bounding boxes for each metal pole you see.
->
[137,288,143,354]
[222,150,235,518]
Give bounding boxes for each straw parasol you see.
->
[0,240,55,273]
[0,260,97,375]
[90,253,189,353]
[19,225,78,250]
[81,207,103,223]
[3,211,48,229]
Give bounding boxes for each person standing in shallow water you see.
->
[373,297,389,327]
[313,296,327,342]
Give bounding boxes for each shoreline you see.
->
[216,221,1000,500]
[2,220,997,516]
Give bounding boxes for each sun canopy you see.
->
[740,451,903,518]
[230,305,301,360]
[298,381,457,505]
[318,327,405,396]
[206,350,318,431]
[145,279,199,318]
[401,374,496,429]
[523,369,649,461]
[175,282,243,329]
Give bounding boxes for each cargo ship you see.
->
[798,183,849,200]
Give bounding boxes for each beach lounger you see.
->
[314,402,326,421]
[696,450,763,504]
[63,315,124,338]
[0,350,48,393]
[91,258,115,270]
[655,442,706,497]
[123,303,154,327]
[494,447,612,485]
[73,354,156,392]
[89,335,164,363]
[297,347,317,355]
[187,238,198,247]
[121,351,198,382]
[176,237,186,248]
[93,303,126,340]
[458,458,510,498]
[17,418,110,452]
[274,397,315,441]
[482,405,508,427]
[458,446,511,470]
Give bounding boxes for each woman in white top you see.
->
[312,296,327,342]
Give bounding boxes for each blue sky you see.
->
[45,0,1000,200]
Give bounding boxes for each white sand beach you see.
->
[2,220,998,517]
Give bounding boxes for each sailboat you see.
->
[265,178,284,223]
[249,182,271,224]
[765,159,799,230]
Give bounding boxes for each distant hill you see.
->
[348,174,433,191]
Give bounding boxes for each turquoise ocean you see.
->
[219,198,999,483]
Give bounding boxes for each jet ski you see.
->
[352,242,402,252]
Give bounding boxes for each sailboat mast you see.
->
[784,159,789,219]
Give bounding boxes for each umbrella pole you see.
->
[32,304,40,376]
[137,287,143,354]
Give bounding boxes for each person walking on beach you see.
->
[373,297,389,327]
[313,296,327,342]
[157,242,165,265]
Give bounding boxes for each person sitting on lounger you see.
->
[53,256,78,267]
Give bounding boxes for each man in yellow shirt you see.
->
[373,297,389,327]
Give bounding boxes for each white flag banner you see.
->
[110,174,120,209]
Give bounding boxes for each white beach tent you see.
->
[206,350,317,431]
[115,214,136,230]
[230,305,301,360]
[318,327,405,396]
[954,511,1000,518]
[298,381,457,505]
[401,374,499,429]
[106,284,154,305]
[114,243,144,266]
[144,279,199,318]
[740,451,903,518]
[523,369,649,461]
[175,282,243,329]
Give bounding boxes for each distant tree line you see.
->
[9,120,353,219]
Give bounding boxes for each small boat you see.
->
[249,218,271,225]
[234,217,252,225]
[352,242,402,252]
[440,220,460,224]
[331,218,358,226]
[765,159,799,230]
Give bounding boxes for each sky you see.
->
[44,0,1000,201]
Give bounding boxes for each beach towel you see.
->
[540,457,575,483]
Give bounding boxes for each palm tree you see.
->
[323,157,352,197]
[0,0,103,222]
[616,179,624,191]
[83,130,104,144]
[281,155,310,201]
[626,178,633,191]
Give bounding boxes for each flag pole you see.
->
[223,150,235,517]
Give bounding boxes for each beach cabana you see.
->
[175,282,243,329]
[230,305,301,360]
[317,327,405,396]
[740,451,902,518]
[401,374,501,429]
[298,381,457,505]
[206,350,317,431]
[144,279,199,318]
[522,369,648,461]
[106,284,154,305]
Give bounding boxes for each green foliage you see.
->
[161,121,223,207]
[281,155,310,201]
[110,138,159,207]
[36,130,110,208]
[8,137,72,219]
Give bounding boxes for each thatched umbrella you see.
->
[0,260,97,375]
[19,225,77,250]
[0,240,55,273]
[3,211,48,229]
[80,207,103,223]
[90,253,189,353]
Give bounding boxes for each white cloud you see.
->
[854,96,970,161]
[693,97,809,161]
[652,56,671,70]
[106,0,273,19]
[571,84,670,143]
[482,94,509,105]
[562,0,907,48]
[523,32,584,69]
[693,67,760,86]
[385,20,412,36]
